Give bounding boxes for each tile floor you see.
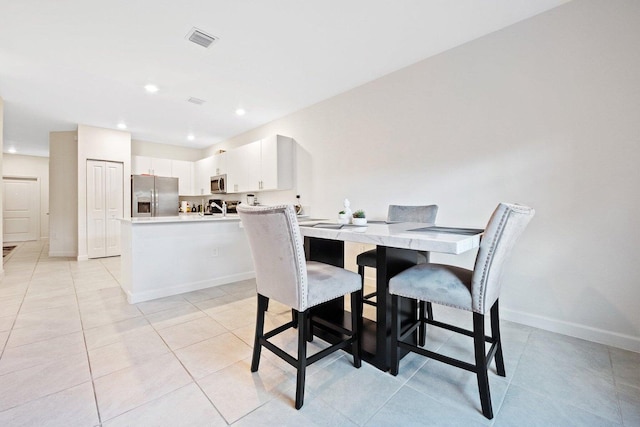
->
[0,241,638,426]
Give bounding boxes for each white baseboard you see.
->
[76,255,89,261]
[366,277,639,352]
[502,308,639,353]
[124,271,256,304]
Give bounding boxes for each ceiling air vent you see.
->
[186,28,218,48]
[188,97,206,105]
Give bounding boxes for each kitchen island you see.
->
[120,214,254,303]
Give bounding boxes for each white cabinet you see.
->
[132,156,172,177]
[226,135,293,193]
[194,156,215,195]
[212,152,227,176]
[259,135,293,191]
[226,145,250,193]
[171,160,193,195]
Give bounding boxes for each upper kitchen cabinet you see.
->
[226,135,293,193]
[194,156,214,195]
[132,156,172,177]
[226,144,252,193]
[259,135,293,191]
[171,160,193,195]
[212,152,227,176]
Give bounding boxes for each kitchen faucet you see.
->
[210,200,227,216]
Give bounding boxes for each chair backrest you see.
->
[387,204,439,223]
[472,203,535,314]
[237,204,309,311]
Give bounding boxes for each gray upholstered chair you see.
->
[356,204,438,345]
[237,204,362,409]
[388,202,534,419]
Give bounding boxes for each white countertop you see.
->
[121,214,241,224]
[298,220,482,255]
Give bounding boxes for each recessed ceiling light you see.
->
[117,123,127,130]
[7,147,16,154]
[235,108,246,116]
[187,134,195,141]
[187,97,206,105]
[144,84,159,93]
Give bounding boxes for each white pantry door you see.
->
[87,160,123,258]
[2,177,39,242]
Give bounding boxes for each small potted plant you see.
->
[352,209,367,225]
[338,210,349,224]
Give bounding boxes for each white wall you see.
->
[132,139,203,161]
[0,97,4,276]
[207,0,640,351]
[49,131,78,256]
[2,154,50,239]
[77,125,131,260]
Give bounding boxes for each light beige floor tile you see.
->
[207,306,255,330]
[0,331,8,348]
[13,304,80,328]
[145,304,207,330]
[7,309,82,348]
[135,295,192,315]
[102,383,226,427]
[198,357,293,423]
[80,302,142,329]
[0,381,98,427]
[192,293,240,313]
[76,286,126,305]
[93,352,192,422]
[0,331,86,375]
[88,328,170,378]
[83,316,151,350]
[175,332,253,379]
[0,314,16,332]
[217,279,256,295]
[157,316,227,350]
[19,295,78,314]
[0,352,91,412]
[181,286,228,303]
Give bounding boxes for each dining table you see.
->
[297,219,483,371]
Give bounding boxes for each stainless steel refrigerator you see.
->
[131,175,179,217]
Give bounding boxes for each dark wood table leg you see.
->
[305,237,418,371]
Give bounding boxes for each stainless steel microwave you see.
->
[210,174,227,194]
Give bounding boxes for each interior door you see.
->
[87,160,123,259]
[105,162,123,256]
[2,177,39,242]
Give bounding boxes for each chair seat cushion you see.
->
[307,261,361,308]
[389,263,474,312]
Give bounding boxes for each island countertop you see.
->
[120,214,241,224]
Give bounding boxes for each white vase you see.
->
[338,214,350,224]
[352,218,367,226]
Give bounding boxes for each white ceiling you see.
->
[0,0,569,157]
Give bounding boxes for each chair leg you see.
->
[491,300,505,377]
[295,309,308,409]
[418,301,427,346]
[306,311,314,342]
[350,289,362,368]
[251,294,269,372]
[390,294,400,376]
[473,312,493,419]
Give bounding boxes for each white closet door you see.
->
[105,162,123,256]
[2,177,39,242]
[87,160,123,259]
